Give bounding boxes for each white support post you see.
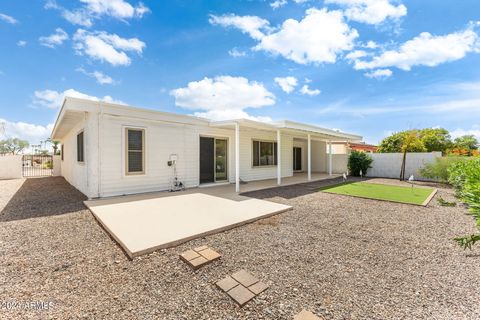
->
[328,140,333,176]
[235,122,240,193]
[307,134,311,181]
[277,129,281,185]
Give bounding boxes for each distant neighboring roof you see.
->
[348,142,378,152]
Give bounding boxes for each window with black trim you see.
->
[126,128,144,174]
[77,132,84,162]
[252,140,277,167]
[61,144,64,161]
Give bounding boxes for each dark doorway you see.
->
[200,137,215,184]
[293,147,302,171]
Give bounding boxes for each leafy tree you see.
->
[348,150,373,176]
[0,138,29,154]
[453,135,479,155]
[377,132,406,153]
[419,128,452,153]
[379,128,451,153]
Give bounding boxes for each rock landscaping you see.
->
[1,176,480,319]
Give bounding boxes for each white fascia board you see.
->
[276,120,362,141]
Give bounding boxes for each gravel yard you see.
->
[1,177,479,319]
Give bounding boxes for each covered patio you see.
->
[210,119,361,193]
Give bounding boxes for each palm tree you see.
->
[399,131,425,180]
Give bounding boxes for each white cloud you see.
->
[274,76,298,93]
[73,29,145,66]
[270,0,288,9]
[354,25,480,71]
[209,14,270,40]
[45,0,149,27]
[80,0,150,19]
[17,40,27,47]
[63,9,93,27]
[364,68,392,79]
[450,127,480,141]
[325,0,407,25]
[364,40,378,49]
[300,84,321,96]
[345,49,368,62]
[0,13,18,24]
[210,9,358,65]
[33,88,124,109]
[0,118,54,146]
[39,28,69,48]
[254,8,358,64]
[170,76,275,121]
[76,67,115,84]
[228,47,247,57]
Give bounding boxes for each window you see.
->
[61,144,64,161]
[126,128,145,174]
[77,132,84,162]
[252,140,277,167]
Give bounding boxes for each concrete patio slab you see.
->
[85,193,291,258]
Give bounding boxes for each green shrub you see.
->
[348,151,373,176]
[448,158,480,249]
[420,156,462,182]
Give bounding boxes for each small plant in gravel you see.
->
[437,196,456,207]
[348,151,373,177]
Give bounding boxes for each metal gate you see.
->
[22,155,53,177]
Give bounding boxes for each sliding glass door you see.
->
[199,137,228,183]
[215,139,227,181]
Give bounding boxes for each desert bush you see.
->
[420,156,463,182]
[348,151,373,176]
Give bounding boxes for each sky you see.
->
[0,0,480,146]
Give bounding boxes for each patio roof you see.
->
[210,118,362,142]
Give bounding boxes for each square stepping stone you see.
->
[180,246,221,270]
[216,276,239,292]
[248,281,269,295]
[294,310,323,320]
[227,284,256,307]
[216,270,269,307]
[231,269,259,287]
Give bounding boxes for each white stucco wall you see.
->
[60,112,100,198]
[311,140,327,172]
[331,154,348,173]
[97,115,299,197]
[52,155,61,176]
[0,155,22,179]
[366,152,441,180]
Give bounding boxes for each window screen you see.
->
[252,141,277,166]
[126,129,144,174]
[77,132,84,162]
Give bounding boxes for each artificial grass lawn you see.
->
[319,181,435,205]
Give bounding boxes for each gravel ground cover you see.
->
[1,176,479,319]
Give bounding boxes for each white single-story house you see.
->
[51,97,362,198]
